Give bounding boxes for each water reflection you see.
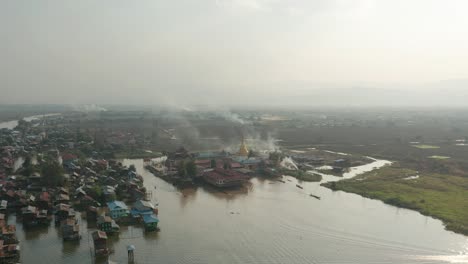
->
[22,225,50,240]
[197,182,252,201]
[178,188,197,208]
[143,228,160,241]
[62,239,80,254]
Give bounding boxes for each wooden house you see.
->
[142,214,159,232]
[0,240,20,263]
[55,203,71,225]
[61,218,80,241]
[0,225,17,245]
[106,201,129,219]
[92,231,110,257]
[97,215,120,235]
[86,206,98,222]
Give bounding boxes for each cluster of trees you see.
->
[87,185,105,204]
[41,161,65,187]
[75,130,93,143]
[177,159,197,178]
[268,151,284,163]
[21,156,36,177]
[20,154,66,187]
[0,135,15,146]
[16,119,30,134]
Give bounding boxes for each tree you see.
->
[269,152,283,163]
[24,156,31,167]
[16,119,28,131]
[210,159,216,168]
[21,156,33,177]
[41,161,65,187]
[177,160,187,177]
[248,149,257,158]
[177,159,197,178]
[185,159,197,177]
[89,186,103,202]
[129,164,136,172]
[5,136,14,146]
[22,166,34,177]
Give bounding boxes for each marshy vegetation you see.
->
[281,169,322,182]
[322,164,468,235]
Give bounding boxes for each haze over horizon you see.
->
[2,0,468,107]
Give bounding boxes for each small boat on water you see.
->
[146,164,165,176]
[296,184,303,189]
[310,194,321,200]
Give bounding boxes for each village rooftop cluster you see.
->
[0,115,160,261]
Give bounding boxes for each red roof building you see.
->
[194,160,211,169]
[61,153,78,162]
[39,192,50,202]
[203,168,247,188]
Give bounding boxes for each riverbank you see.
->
[322,163,468,236]
[282,169,322,182]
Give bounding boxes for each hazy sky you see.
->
[1,0,468,106]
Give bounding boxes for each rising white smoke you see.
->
[280,157,298,170]
[218,111,247,125]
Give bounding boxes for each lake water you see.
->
[2,118,468,263]
[0,113,60,130]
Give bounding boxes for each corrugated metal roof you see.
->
[107,201,128,211]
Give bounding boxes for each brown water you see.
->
[8,158,468,264]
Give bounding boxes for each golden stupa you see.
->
[238,137,249,156]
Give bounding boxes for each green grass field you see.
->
[322,164,468,235]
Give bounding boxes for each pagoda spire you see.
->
[238,135,249,157]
